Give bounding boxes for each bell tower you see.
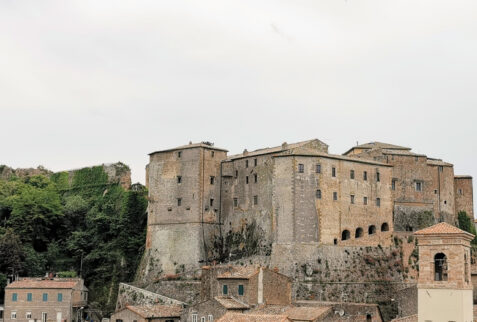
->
[415,222,474,322]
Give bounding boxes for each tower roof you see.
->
[414,222,474,238]
[343,141,411,155]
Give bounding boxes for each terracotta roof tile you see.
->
[215,296,249,310]
[217,266,259,279]
[344,142,411,155]
[6,279,80,289]
[217,312,289,322]
[125,304,182,318]
[149,142,228,155]
[285,306,332,321]
[414,222,474,237]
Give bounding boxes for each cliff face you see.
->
[0,165,52,180]
[63,162,132,190]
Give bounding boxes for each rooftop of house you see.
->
[273,150,393,167]
[149,141,228,155]
[227,139,327,160]
[343,141,411,155]
[414,222,474,237]
[6,278,85,290]
[285,306,332,321]
[215,296,250,310]
[426,158,453,167]
[217,312,289,322]
[125,304,182,318]
[455,175,473,179]
[217,266,260,280]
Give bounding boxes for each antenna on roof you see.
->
[356,141,359,146]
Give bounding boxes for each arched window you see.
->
[381,222,389,232]
[342,230,350,241]
[355,227,363,238]
[366,314,372,322]
[434,253,448,281]
[368,225,376,235]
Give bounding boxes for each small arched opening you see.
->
[366,314,372,322]
[355,227,364,238]
[381,222,389,232]
[342,230,350,241]
[368,225,376,235]
[434,253,448,281]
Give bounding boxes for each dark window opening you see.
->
[211,151,215,157]
[246,176,249,184]
[254,174,258,183]
[210,199,214,207]
[376,198,381,207]
[368,225,376,235]
[238,284,244,295]
[235,170,238,178]
[355,227,363,238]
[342,230,350,241]
[253,195,258,205]
[392,179,396,190]
[439,166,443,172]
[444,200,447,204]
[177,198,182,206]
[246,160,249,168]
[405,225,413,232]
[233,198,238,207]
[351,195,355,204]
[210,176,215,185]
[316,164,321,173]
[333,192,338,201]
[364,196,368,205]
[376,171,380,182]
[381,222,389,232]
[366,314,372,322]
[332,167,336,177]
[223,284,228,295]
[434,253,448,281]
[363,171,367,181]
[177,176,182,183]
[350,170,355,179]
[316,190,322,199]
[333,238,338,245]
[178,151,182,158]
[254,158,257,166]
[415,181,422,191]
[298,164,304,173]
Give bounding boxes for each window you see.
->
[350,195,355,204]
[235,170,238,178]
[246,160,249,168]
[415,156,418,162]
[298,164,304,173]
[42,313,47,322]
[376,171,380,182]
[210,199,214,207]
[26,313,32,319]
[12,293,17,301]
[366,314,372,322]
[434,253,448,281]
[238,284,244,295]
[355,227,363,238]
[58,293,63,302]
[316,164,321,173]
[333,238,337,245]
[11,312,17,320]
[208,315,214,322]
[376,198,381,207]
[416,181,422,192]
[27,292,32,301]
[254,158,257,166]
[363,171,367,181]
[233,198,238,207]
[439,166,443,172]
[333,192,338,201]
[459,189,463,195]
[192,314,198,322]
[177,151,182,158]
[43,293,48,301]
[332,167,336,177]
[253,195,258,205]
[177,176,182,184]
[316,190,322,199]
[254,174,258,183]
[201,317,206,322]
[363,197,368,205]
[392,179,396,190]
[211,151,215,157]
[368,225,376,235]
[341,230,350,240]
[223,284,228,295]
[210,176,215,185]
[177,198,182,206]
[381,222,389,232]
[246,176,249,184]
[350,170,355,179]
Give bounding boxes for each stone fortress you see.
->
[140,139,474,281]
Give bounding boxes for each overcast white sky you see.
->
[1,0,476,187]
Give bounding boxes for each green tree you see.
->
[457,211,477,244]
[0,229,24,273]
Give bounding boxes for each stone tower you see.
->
[415,222,474,322]
[142,142,227,278]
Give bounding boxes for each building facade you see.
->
[141,140,474,278]
[4,278,88,322]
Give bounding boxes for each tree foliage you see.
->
[457,211,477,244]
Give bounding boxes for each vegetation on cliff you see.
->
[0,166,147,315]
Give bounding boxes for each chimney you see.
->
[243,149,248,156]
[282,142,288,150]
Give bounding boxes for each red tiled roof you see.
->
[414,222,474,237]
[217,312,289,322]
[215,296,249,310]
[6,279,79,289]
[285,306,332,321]
[217,266,259,279]
[125,304,182,318]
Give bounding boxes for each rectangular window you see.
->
[459,189,463,195]
[26,313,32,319]
[211,151,215,157]
[208,315,213,322]
[333,192,338,201]
[363,171,367,181]
[439,166,443,172]
[253,195,258,205]
[233,198,238,207]
[210,176,215,185]
[316,164,321,173]
[415,156,418,162]
[416,181,422,192]
[298,164,304,173]
[332,167,336,177]
[210,199,214,207]
[363,197,368,205]
[177,151,182,158]
[351,195,355,204]
[223,284,228,295]
[245,160,249,168]
[235,170,238,178]
[350,170,355,179]
[316,190,321,199]
[254,174,258,183]
[376,198,381,207]
[177,176,182,184]
[376,172,380,182]
[27,292,32,301]
[177,198,182,206]
[238,284,244,295]
[192,314,198,322]
[43,293,48,302]
[392,179,396,190]
[42,313,47,322]
[254,158,257,166]
[11,312,17,320]
[246,176,249,184]
[12,293,17,302]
